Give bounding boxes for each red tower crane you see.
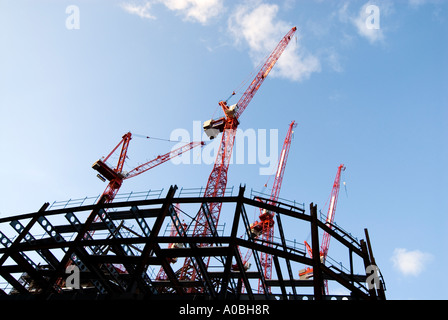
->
[89,131,204,249]
[301,164,346,294]
[237,121,297,293]
[92,132,205,204]
[60,132,203,280]
[178,27,297,284]
[255,120,296,293]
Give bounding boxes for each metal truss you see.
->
[0,185,385,300]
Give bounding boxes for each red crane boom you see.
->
[270,121,297,204]
[233,28,298,120]
[320,164,346,261]
[179,27,297,285]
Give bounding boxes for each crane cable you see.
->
[233,52,269,97]
[133,133,185,143]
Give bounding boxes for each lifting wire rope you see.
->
[109,133,207,175]
[210,51,272,121]
[133,133,185,143]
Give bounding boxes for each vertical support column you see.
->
[219,185,245,299]
[360,239,376,300]
[310,203,324,300]
[275,210,297,299]
[273,256,287,300]
[364,229,386,300]
[130,185,182,295]
[349,248,354,287]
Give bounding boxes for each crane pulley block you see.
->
[223,103,239,119]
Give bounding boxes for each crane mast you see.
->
[179,27,297,286]
[258,120,296,293]
[301,164,346,294]
[244,121,296,293]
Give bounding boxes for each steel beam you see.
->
[310,203,324,300]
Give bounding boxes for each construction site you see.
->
[0,27,386,301]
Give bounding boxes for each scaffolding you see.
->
[0,185,385,300]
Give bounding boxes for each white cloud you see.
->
[408,0,429,8]
[121,0,224,24]
[121,1,156,20]
[160,0,224,24]
[323,47,344,73]
[391,248,433,277]
[337,2,351,24]
[120,0,321,81]
[228,2,320,82]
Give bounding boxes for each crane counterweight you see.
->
[92,160,121,182]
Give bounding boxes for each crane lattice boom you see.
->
[320,164,345,262]
[233,27,298,120]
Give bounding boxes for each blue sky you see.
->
[0,0,447,300]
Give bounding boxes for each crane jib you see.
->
[235,27,297,120]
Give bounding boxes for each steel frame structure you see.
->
[0,185,385,300]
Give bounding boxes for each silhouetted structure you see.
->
[0,185,385,300]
